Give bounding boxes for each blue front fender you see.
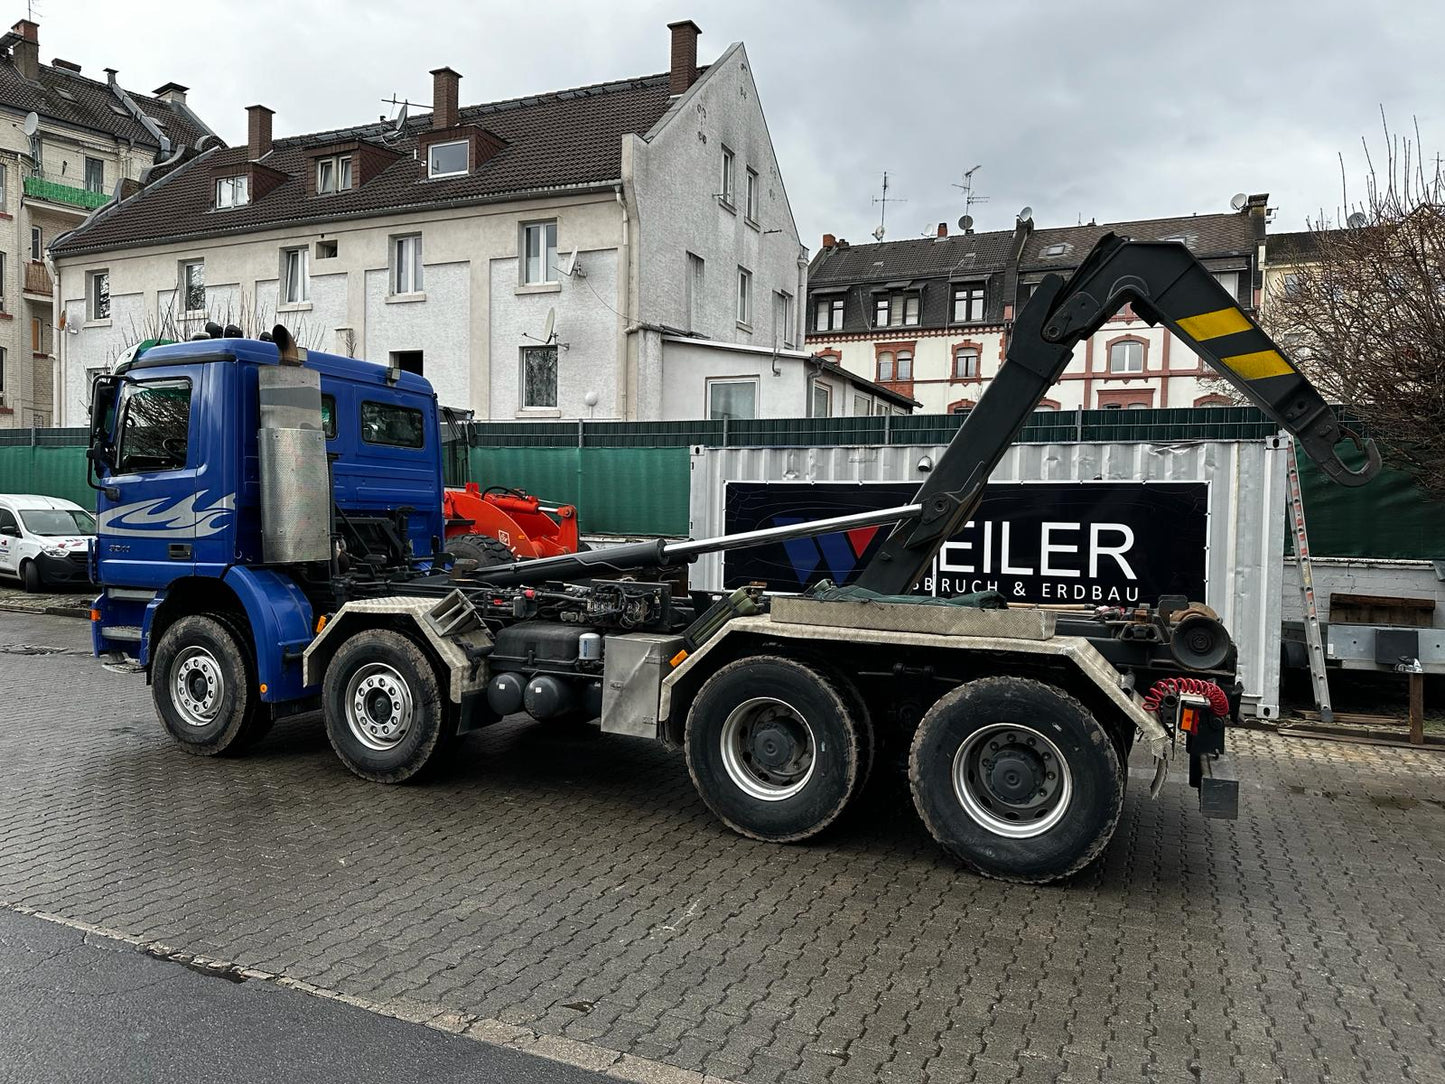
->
[224,567,316,703]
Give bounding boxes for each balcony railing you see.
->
[23,260,51,297]
[23,174,110,210]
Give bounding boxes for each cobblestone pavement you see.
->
[3,610,1444,1084]
[0,583,91,617]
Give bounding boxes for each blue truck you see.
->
[84,236,1378,883]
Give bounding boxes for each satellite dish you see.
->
[1346,212,1368,229]
[872,225,886,241]
[542,307,556,344]
[558,246,579,276]
[1018,206,1033,223]
[1230,192,1248,211]
[22,111,38,137]
[959,215,973,231]
[583,390,599,408]
[393,102,408,131]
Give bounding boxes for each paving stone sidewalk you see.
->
[2,610,1443,1083]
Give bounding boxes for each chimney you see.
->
[11,19,37,82]
[1245,192,1269,242]
[52,58,80,74]
[246,104,273,160]
[937,222,947,238]
[667,20,701,96]
[103,66,117,85]
[821,233,836,250]
[153,81,188,106]
[431,67,460,130]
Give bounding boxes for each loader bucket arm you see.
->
[854,233,1382,595]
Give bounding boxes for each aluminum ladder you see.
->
[1287,437,1333,722]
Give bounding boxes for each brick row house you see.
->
[49,22,900,424]
[805,197,1271,414]
[0,18,213,427]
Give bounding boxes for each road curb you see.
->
[0,601,89,619]
[3,901,741,1084]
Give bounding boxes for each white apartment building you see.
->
[51,21,892,424]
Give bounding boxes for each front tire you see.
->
[151,615,262,757]
[685,656,866,843]
[909,677,1123,883]
[20,559,41,592]
[322,630,453,783]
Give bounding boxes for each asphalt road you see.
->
[0,906,609,1084]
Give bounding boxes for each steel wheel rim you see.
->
[172,646,225,729]
[953,723,1073,839]
[345,663,415,751]
[719,696,817,802]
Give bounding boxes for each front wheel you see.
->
[909,676,1123,883]
[20,559,41,592]
[322,630,453,783]
[151,615,262,756]
[685,656,867,843]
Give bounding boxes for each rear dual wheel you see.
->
[909,676,1124,883]
[685,656,872,843]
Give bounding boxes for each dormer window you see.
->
[427,140,468,178]
[215,174,249,208]
[316,154,352,194]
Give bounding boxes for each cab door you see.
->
[96,373,205,588]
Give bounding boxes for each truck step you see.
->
[104,625,143,642]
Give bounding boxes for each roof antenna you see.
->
[951,165,989,230]
[871,171,905,241]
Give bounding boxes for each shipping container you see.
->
[689,438,1288,718]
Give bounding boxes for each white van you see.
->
[0,494,95,591]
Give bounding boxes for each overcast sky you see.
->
[45,0,1445,249]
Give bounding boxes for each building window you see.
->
[853,393,870,416]
[214,174,249,208]
[874,295,889,327]
[1042,242,1069,257]
[737,267,752,327]
[316,154,353,194]
[316,239,339,259]
[281,247,309,305]
[31,316,42,353]
[521,345,558,409]
[29,226,40,262]
[877,349,914,381]
[0,252,5,307]
[180,260,205,313]
[745,167,759,223]
[814,296,844,332]
[84,156,104,193]
[0,163,8,212]
[1108,339,1144,373]
[810,380,832,418]
[953,283,985,322]
[1097,389,1153,409]
[427,140,468,178]
[390,350,423,376]
[685,252,704,333]
[877,350,894,381]
[88,269,110,321]
[1212,270,1240,300]
[522,221,559,285]
[719,145,735,207]
[953,346,979,380]
[707,378,756,420]
[774,291,794,347]
[0,347,5,391]
[391,233,423,295]
[896,349,913,380]
[876,291,919,327]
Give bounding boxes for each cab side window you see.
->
[116,379,192,473]
[0,509,18,535]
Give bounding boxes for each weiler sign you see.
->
[721,480,1209,606]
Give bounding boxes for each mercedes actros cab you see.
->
[84,234,1379,883]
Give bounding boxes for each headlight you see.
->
[42,546,68,558]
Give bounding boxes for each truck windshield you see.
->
[20,509,96,536]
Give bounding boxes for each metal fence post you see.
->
[1075,407,1084,442]
[578,418,585,448]
[883,413,891,445]
[30,425,38,447]
[722,417,729,447]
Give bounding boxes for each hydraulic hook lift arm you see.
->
[853,232,1382,595]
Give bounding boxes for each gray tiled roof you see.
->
[51,72,678,257]
[0,59,211,151]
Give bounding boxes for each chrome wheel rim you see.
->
[172,646,225,729]
[345,663,415,751]
[952,723,1073,839]
[719,696,816,802]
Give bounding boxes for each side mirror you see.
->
[0,525,20,538]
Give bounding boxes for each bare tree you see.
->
[106,285,326,368]
[1262,114,1445,499]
